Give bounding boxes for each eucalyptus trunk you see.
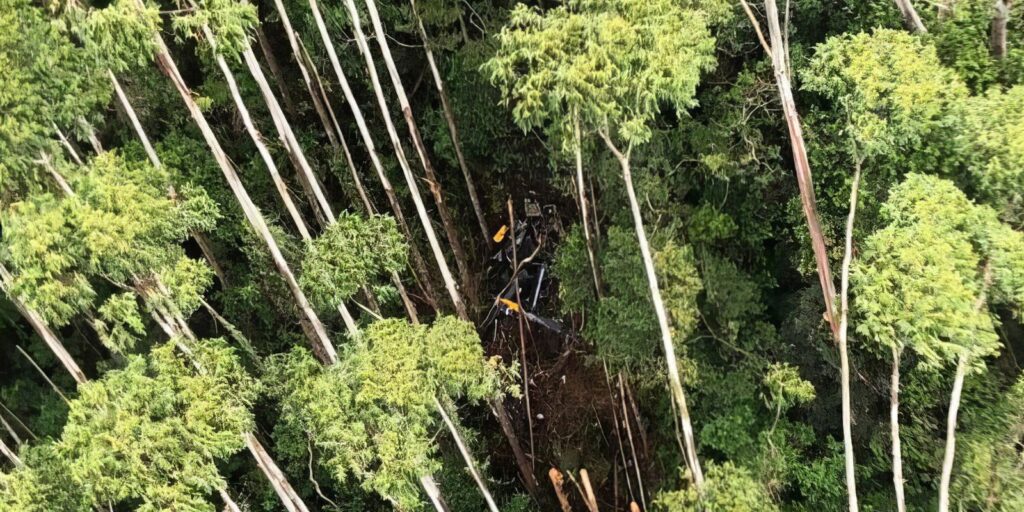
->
[434,396,499,512]
[245,432,312,512]
[938,265,992,512]
[837,161,862,512]
[265,0,420,319]
[362,0,474,305]
[109,70,228,286]
[894,0,927,33]
[253,23,299,118]
[134,3,337,364]
[938,354,968,512]
[574,112,603,298]
[306,0,443,313]
[762,0,839,338]
[891,347,906,512]
[419,475,450,512]
[991,0,1011,59]
[206,32,312,242]
[239,43,335,225]
[340,0,469,320]
[411,0,490,246]
[0,264,87,384]
[600,130,703,487]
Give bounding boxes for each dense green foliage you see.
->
[2,0,1023,510]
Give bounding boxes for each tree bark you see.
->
[110,70,229,287]
[894,0,928,33]
[762,0,839,339]
[305,0,443,313]
[991,0,1011,59]
[362,0,474,306]
[245,432,312,512]
[137,8,337,365]
[0,438,22,468]
[938,354,968,512]
[218,488,243,512]
[434,396,499,512]
[837,160,862,512]
[205,31,313,242]
[411,0,491,246]
[599,130,704,487]
[340,0,469,320]
[574,112,603,299]
[239,43,335,225]
[419,474,450,512]
[490,398,541,502]
[254,23,299,119]
[938,264,993,512]
[890,347,906,512]
[0,264,87,384]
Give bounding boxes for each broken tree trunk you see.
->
[762,0,839,339]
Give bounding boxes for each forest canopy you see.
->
[1,0,1023,510]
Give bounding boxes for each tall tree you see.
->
[802,30,970,512]
[488,0,716,486]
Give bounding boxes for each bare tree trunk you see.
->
[340,0,470,320]
[490,399,541,502]
[266,0,422,319]
[837,160,862,512]
[218,488,243,512]
[991,0,1011,59]
[362,0,474,305]
[574,111,603,298]
[894,0,928,33]
[305,0,443,313]
[245,432,312,512]
[419,475,451,512]
[254,23,299,119]
[762,0,839,339]
[79,117,103,154]
[891,347,906,512]
[411,0,491,246]
[599,130,703,487]
[137,9,337,365]
[53,124,83,165]
[548,468,573,512]
[271,0,339,149]
[434,396,499,512]
[206,33,313,242]
[0,438,22,468]
[109,71,161,166]
[939,264,992,512]
[0,264,87,384]
[938,354,967,512]
[239,43,335,225]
